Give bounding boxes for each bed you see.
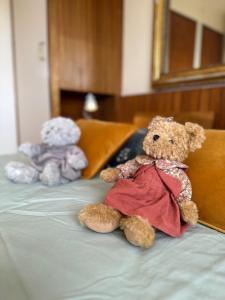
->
[1,154,225,300]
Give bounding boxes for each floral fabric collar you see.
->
[135,155,188,170]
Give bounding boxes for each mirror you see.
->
[152,0,225,88]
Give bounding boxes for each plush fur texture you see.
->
[143,116,205,162]
[79,116,205,248]
[5,117,87,186]
[41,117,81,146]
[179,200,198,225]
[100,168,120,183]
[79,203,121,233]
[120,216,155,248]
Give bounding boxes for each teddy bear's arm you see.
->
[176,169,192,203]
[116,158,140,179]
[174,169,198,225]
[19,143,44,158]
[100,156,141,183]
[66,146,88,170]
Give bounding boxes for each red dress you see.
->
[104,162,189,237]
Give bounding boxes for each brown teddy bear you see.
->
[79,116,205,248]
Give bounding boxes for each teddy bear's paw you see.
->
[78,203,122,233]
[5,162,39,183]
[120,216,155,248]
[179,201,198,225]
[100,168,121,183]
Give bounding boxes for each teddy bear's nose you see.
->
[153,134,160,141]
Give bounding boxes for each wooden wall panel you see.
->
[49,0,122,94]
[201,26,223,67]
[48,0,60,116]
[115,87,225,129]
[48,0,122,117]
[169,11,196,73]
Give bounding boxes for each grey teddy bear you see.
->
[5,117,88,186]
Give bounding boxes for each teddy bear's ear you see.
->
[185,122,205,152]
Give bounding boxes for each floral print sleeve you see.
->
[177,169,192,203]
[155,160,192,203]
[116,158,140,179]
[164,167,192,203]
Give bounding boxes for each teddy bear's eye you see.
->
[169,139,174,144]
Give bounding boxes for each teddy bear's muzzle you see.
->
[153,134,160,141]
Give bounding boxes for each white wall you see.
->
[121,0,153,96]
[13,0,50,143]
[0,0,18,155]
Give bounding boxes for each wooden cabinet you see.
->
[48,0,122,116]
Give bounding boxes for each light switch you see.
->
[38,41,46,61]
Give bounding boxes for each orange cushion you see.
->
[185,130,225,233]
[77,119,137,179]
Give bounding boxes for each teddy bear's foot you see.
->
[5,161,39,183]
[79,203,122,233]
[40,161,61,186]
[179,200,198,225]
[120,216,155,248]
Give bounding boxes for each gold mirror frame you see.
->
[152,0,225,89]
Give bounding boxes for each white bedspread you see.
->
[1,155,225,300]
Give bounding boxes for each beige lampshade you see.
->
[84,93,98,112]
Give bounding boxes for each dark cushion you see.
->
[106,128,147,167]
